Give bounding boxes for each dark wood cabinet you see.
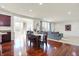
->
[2,32,11,43]
[0,14,11,43]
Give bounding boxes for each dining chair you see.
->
[40,32,48,47]
[27,31,34,46]
[27,34,35,47]
[33,35,41,48]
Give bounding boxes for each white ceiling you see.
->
[0,3,79,22]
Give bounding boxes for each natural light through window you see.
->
[26,19,33,31]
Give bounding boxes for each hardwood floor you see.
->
[0,41,14,56]
[0,40,79,56]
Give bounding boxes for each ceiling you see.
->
[0,3,79,22]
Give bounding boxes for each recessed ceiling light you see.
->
[0,5,5,8]
[39,3,43,5]
[29,9,32,12]
[68,11,71,15]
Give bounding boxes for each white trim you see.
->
[48,37,79,46]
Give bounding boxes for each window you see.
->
[26,19,33,31]
[41,21,54,32]
[51,23,55,32]
[42,22,50,31]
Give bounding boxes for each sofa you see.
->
[48,32,63,40]
[38,31,63,40]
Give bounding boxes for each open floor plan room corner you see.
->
[0,3,79,56]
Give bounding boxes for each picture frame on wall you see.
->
[65,24,71,31]
[0,14,11,26]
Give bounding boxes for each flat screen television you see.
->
[0,14,11,26]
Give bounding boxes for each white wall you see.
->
[55,21,79,37]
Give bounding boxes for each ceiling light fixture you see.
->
[29,9,32,12]
[0,5,5,8]
[39,3,43,5]
[68,11,71,15]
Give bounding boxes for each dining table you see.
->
[34,34,44,40]
[32,33,44,48]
